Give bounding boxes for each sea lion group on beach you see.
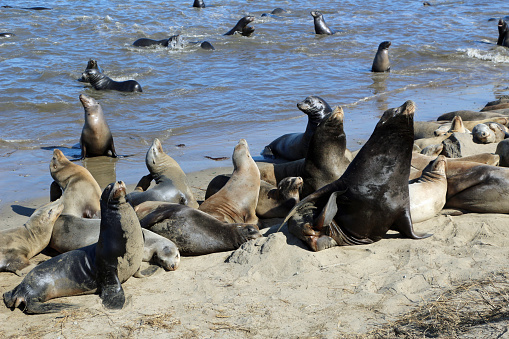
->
[4,1,509,317]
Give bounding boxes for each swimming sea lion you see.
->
[132,34,184,48]
[498,19,508,45]
[262,95,332,161]
[371,41,391,72]
[126,138,198,209]
[0,32,15,37]
[282,100,430,251]
[258,106,351,198]
[310,11,335,35]
[193,0,205,8]
[81,68,142,93]
[3,181,144,313]
[409,155,447,223]
[0,200,64,275]
[199,139,260,224]
[79,94,117,159]
[261,8,286,17]
[224,16,255,36]
[135,201,262,256]
[78,59,100,83]
[49,215,180,271]
[49,149,102,218]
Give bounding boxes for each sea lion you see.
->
[79,94,117,159]
[3,181,144,313]
[49,149,102,218]
[0,200,64,275]
[126,138,198,209]
[77,59,100,83]
[282,100,430,252]
[81,68,142,93]
[224,16,255,36]
[1,5,51,10]
[200,41,215,50]
[310,11,335,35]
[49,215,180,271]
[193,0,205,8]
[472,122,508,143]
[434,115,469,136]
[258,106,351,198]
[262,95,332,161]
[132,34,184,48]
[481,97,509,112]
[446,165,509,213]
[0,32,15,37]
[414,133,451,149]
[205,175,303,219]
[135,201,262,256]
[437,110,509,121]
[409,155,447,223]
[262,8,286,17]
[371,41,391,72]
[419,143,443,157]
[498,19,508,45]
[199,139,260,224]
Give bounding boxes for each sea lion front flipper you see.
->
[134,174,153,192]
[134,264,161,278]
[314,191,340,231]
[392,210,432,239]
[50,181,62,201]
[98,271,125,310]
[110,138,118,158]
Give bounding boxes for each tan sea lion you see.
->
[49,149,102,218]
[199,139,260,224]
[0,200,64,275]
[126,138,198,209]
[3,181,144,313]
[433,115,469,136]
[409,155,447,223]
[79,94,117,159]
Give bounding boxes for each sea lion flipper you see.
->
[50,181,62,201]
[110,138,117,158]
[392,210,432,239]
[134,264,161,278]
[24,301,78,314]
[99,272,125,309]
[314,191,340,231]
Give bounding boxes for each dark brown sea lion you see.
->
[262,95,332,161]
[3,181,144,313]
[0,200,64,275]
[310,11,335,35]
[258,106,351,198]
[81,68,142,93]
[49,215,180,271]
[282,100,431,252]
[126,138,198,209]
[498,19,508,45]
[193,0,205,8]
[135,201,262,256]
[132,34,184,48]
[79,94,117,159]
[224,16,255,36]
[199,139,260,224]
[371,41,391,72]
[437,110,509,121]
[49,149,102,218]
[77,59,100,83]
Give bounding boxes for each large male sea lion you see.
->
[282,100,431,251]
[0,200,64,275]
[135,202,262,256]
[310,11,335,35]
[49,149,102,218]
[79,94,117,159]
[262,96,332,161]
[224,16,255,36]
[50,215,180,271]
[371,41,391,72]
[199,139,260,224]
[3,181,144,313]
[81,68,142,93]
[258,106,351,198]
[126,138,198,208]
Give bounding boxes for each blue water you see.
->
[1,0,509,206]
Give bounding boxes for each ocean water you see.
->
[1,0,509,207]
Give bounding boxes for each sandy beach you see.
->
[1,162,509,338]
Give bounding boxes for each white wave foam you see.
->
[461,48,509,63]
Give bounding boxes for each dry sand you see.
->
[1,164,509,338]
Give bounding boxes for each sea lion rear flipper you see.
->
[24,301,79,314]
[392,210,432,239]
[134,264,161,278]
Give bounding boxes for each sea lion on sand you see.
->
[371,41,391,72]
[0,200,64,275]
[419,143,443,157]
[81,68,142,93]
[225,16,255,36]
[409,155,447,223]
[262,96,332,161]
[193,0,205,8]
[135,202,262,256]
[50,215,180,271]
[3,181,144,313]
[206,175,303,219]
[472,122,508,143]
[126,138,198,209]
[79,94,117,159]
[49,149,102,218]
[282,100,430,251]
[434,115,469,136]
[199,139,260,224]
[310,11,335,35]
[437,110,509,121]
[258,106,351,198]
